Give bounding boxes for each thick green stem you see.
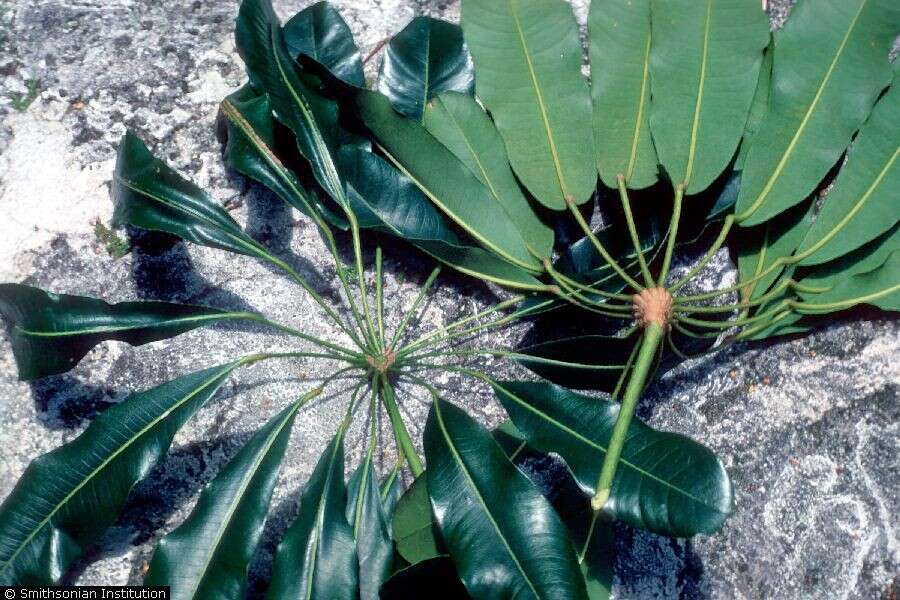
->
[380,376,424,477]
[617,176,655,287]
[591,322,664,511]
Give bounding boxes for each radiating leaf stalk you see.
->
[379,376,424,477]
[375,245,385,346]
[543,260,634,306]
[657,184,685,286]
[389,266,441,351]
[566,198,644,292]
[611,341,641,401]
[591,322,664,510]
[380,459,403,503]
[616,176,655,287]
[667,215,735,294]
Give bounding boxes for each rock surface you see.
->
[0,0,897,598]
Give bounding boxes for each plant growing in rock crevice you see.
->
[0,0,897,597]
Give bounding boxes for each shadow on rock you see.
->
[29,375,117,431]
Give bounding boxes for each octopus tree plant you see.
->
[0,0,897,598]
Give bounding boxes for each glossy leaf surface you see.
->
[0,364,239,585]
[589,0,657,189]
[796,68,899,266]
[346,444,393,600]
[649,0,768,194]
[112,132,272,258]
[337,145,544,289]
[144,398,304,598]
[424,397,588,600]
[391,475,443,565]
[735,0,898,225]
[492,381,732,537]
[282,0,365,87]
[220,85,347,228]
[378,16,474,122]
[266,432,357,599]
[357,91,542,272]
[424,92,554,259]
[0,284,238,380]
[461,0,596,209]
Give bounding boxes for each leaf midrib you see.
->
[18,313,241,338]
[494,383,728,514]
[625,33,652,183]
[0,365,236,577]
[433,400,541,598]
[683,0,712,188]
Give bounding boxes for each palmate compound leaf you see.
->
[144,393,314,599]
[282,0,365,88]
[735,0,898,226]
[460,0,596,209]
[378,16,475,123]
[0,284,249,381]
[589,0,658,190]
[266,430,358,600]
[492,381,732,538]
[648,0,769,194]
[112,131,277,262]
[346,439,393,599]
[356,90,544,273]
[423,92,554,261]
[424,397,588,600]
[0,363,241,585]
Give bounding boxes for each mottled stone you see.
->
[0,0,896,598]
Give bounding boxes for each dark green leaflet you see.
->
[735,0,898,226]
[492,381,733,537]
[461,0,597,209]
[346,444,393,600]
[266,431,358,599]
[649,0,768,194]
[282,0,365,88]
[378,16,474,122]
[0,284,242,380]
[0,364,239,585]
[589,0,657,189]
[144,396,308,598]
[391,475,443,565]
[424,397,588,600]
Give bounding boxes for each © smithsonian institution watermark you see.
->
[1,588,169,599]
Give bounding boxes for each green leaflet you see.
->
[424,397,588,600]
[492,381,732,538]
[515,333,638,393]
[266,431,358,600]
[144,394,311,599]
[219,85,347,228]
[796,68,900,266]
[0,284,243,380]
[737,198,815,301]
[346,443,393,600]
[648,0,769,194]
[798,251,899,313]
[735,0,898,226]
[424,92,554,259]
[380,556,471,599]
[589,0,657,190]
[112,131,272,259]
[391,476,443,566]
[460,0,596,209]
[235,0,346,205]
[565,507,614,600]
[356,91,542,272]
[337,145,545,290]
[378,16,475,122]
[0,364,239,585]
[735,42,773,171]
[282,1,365,88]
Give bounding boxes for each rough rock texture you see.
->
[0,0,896,598]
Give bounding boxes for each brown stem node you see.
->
[632,287,673,329]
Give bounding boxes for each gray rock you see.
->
[0,0,896,598]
